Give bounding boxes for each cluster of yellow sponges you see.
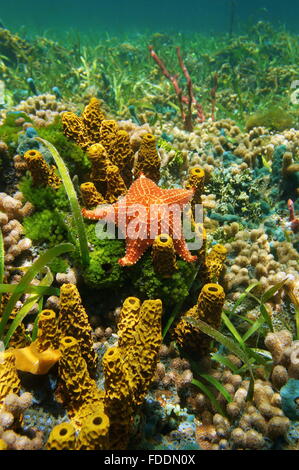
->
[9,283,98,380]
[45,294,163,450]
[103,297,163,449]
[47,410,110,450]
[61,97,161,205]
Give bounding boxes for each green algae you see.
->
[246,106,294,132]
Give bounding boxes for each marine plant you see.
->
[0,243,74,347]
[36,138,90,267]
[184,279,289,413]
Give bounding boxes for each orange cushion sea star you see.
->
[82,175,198,266]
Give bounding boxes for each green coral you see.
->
[246,106,294,131]
[47,257,70,275]
[37,118,91,176]
[82,242,125,289]
[23,209,69,246]
[129,254,197,308]
[80,224,125,288]
[19,175,69,211]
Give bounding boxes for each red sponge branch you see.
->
[148,45,205,131]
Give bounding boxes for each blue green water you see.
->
[2,0,299,35]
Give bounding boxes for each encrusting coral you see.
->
[15,94,75,128]
[193,375,290,450]
[0,392,43,450]
[0,191,33,277]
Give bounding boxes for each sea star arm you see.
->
[173,238,197,263]
[119,238,152,266]
[82,204,117,222]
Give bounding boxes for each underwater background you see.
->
[1,0,299,453]
[3,0,299,35]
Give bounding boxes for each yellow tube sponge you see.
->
[198,283,225,328]
[87,143,110,195]
[152,234,178,277]
[13,310,61,375]
[61,112,91,150]
[195,223,207,266]
[82,97,106,144]
[35,309,59,352]
[103,298,163,449]
[110,129,134,187]
[23,149,61,189]
[99,120,118,155]
[80,182,106,208]
[186,167,205,204]
[76,410,110,450]
[0,439,8,450]
[46,422,77,450]
[0,351,20,405]
[58,336,103,427]
[105,162,127,203]
[205,244,227,283]
[103,346,132,450]
[174,283,225,356]
[126,299,162,405]
[58,283,98,377]
[134,133,161,183]
[117,297,141,348]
